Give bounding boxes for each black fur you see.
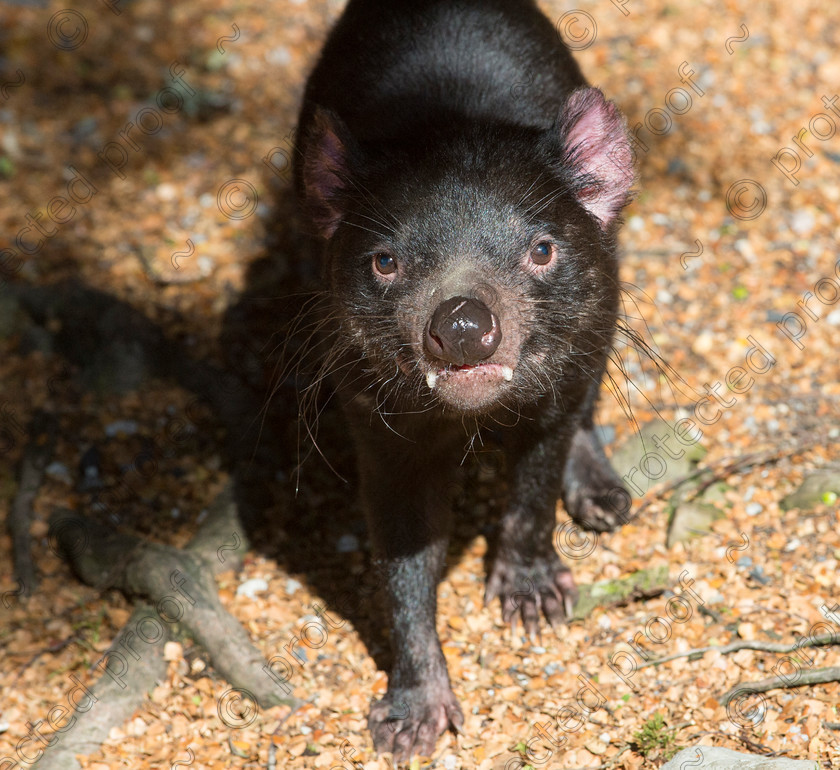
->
[293,0,635,759]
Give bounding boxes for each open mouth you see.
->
[425,362,514,390]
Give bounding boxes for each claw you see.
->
[487,553,578,638]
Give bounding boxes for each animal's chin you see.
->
[395,352,546,413]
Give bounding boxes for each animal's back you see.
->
[298,0,587,148]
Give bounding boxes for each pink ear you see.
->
[301,108,353,239]
[559,88,634,229]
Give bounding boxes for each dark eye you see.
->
[373,252,397,276]
[529,240,555,266]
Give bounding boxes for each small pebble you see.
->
[236,577,269,599]
[285,577,302,595]
[736,556,753,568]
[197,256,214,276]
[745,502,763,516]
[105,419,138,437]
[443,755,457,770]
[266,47,292,65]
[693,331,715,354]
[156,183,177,201]
[784,537,801,552]
[748,566,771,585]
[789,209,815,236]
[45,461,72,484]
[336,533,360,553]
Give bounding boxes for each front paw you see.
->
[368,680,464,761]
[484,551,578,637]
[563,425,632,532]
[564,485,630,532]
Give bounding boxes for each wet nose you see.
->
[424,295,502,365]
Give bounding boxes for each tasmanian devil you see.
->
[293,0,635,759]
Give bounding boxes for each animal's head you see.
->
[299,88,634,416]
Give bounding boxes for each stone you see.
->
[667,501,725,547]
[662,746,817,769]
[780,472,840,511]
[609,417,707,494]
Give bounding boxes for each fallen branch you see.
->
[634,631,840,706]
[31,603,170,770]
[49,484,298,711]
[9,410,57,595]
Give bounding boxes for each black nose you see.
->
[425,295,502,365]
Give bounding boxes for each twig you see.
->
[638,632,840,669]
[8,635,81,687]
[631,438,823,518]
[685,730,778,756]
[721,666,840,706]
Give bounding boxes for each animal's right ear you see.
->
[301,107,356,239]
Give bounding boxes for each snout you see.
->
[424,295,502,365]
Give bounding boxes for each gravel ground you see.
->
[1,0,839,768]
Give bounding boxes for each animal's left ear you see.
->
[556,88,635,230]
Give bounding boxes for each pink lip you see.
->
[426,361,515,389]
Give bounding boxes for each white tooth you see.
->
[502,366,514,382]
[426,371,438,390]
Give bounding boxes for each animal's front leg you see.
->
[354,435,464,760]
[562,378,631,532]
[485,424,579,637]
